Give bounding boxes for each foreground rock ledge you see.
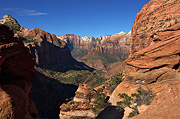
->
[0,24,38,119]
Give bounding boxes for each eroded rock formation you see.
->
[110,0,180,118]
[126,23,180,84]
[59,84,96,119]
[0,24,37,119]
[130,0,180,56]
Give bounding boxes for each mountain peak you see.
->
[3,14,13,19]
[0,14,21,32]
[118,31,125,35]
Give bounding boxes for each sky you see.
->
[0,0,150,38]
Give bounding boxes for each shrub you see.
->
[4,20,20,33]
[117,87,155,118]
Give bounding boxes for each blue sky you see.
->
[0,0,150,37]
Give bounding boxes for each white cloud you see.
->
[3,8,48,16]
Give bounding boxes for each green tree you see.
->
[91,89,107,113]
[109,72,124,93]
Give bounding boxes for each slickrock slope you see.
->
[0,24,37,119]
[126,22,180,84]
[110,23,180,114]
[130,0,180,56]
[59,84,96,119]
[132,80,180,119]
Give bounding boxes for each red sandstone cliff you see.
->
[110,0,180,118]
[16,27,94,72]
[79,32,131,69]
[58,34,101,51]
[16,27,71,70]
[0,24,38,119]
[130,0,180,56]
[92,32,131,54]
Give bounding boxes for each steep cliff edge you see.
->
[16,27,94,72]
[130,0,180,56]
[0,24,37,119]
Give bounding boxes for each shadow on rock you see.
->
[96,106,124,119]
[30,70,78,119]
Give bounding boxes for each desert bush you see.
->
[117,87,155,118]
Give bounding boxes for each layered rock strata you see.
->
[110,0,180,118]
[59,84,96,119]
[126,23,180,84]
[0,24,37,119]
[130,0,180,56]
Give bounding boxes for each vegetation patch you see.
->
[117,87,155,118]
[91,89,107,114]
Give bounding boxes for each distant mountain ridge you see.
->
[58,31,131,67]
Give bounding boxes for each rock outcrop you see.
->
[130,0,180,56]
[126,22,180,84]
[0,24,37,119]
[110,0,180,118]
[59,84,96,119]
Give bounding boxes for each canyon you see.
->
[58,32,131,69]
[1,0,180,118]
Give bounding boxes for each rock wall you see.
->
[59,32,130,55]
[16,27,94,72]
[110,0,180,118]
[98,32,131,54]
[130,0,180,56]
[16,27,71,69]
[0,24,37,119]
[126,23,180,84]
[58,34,101,51]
